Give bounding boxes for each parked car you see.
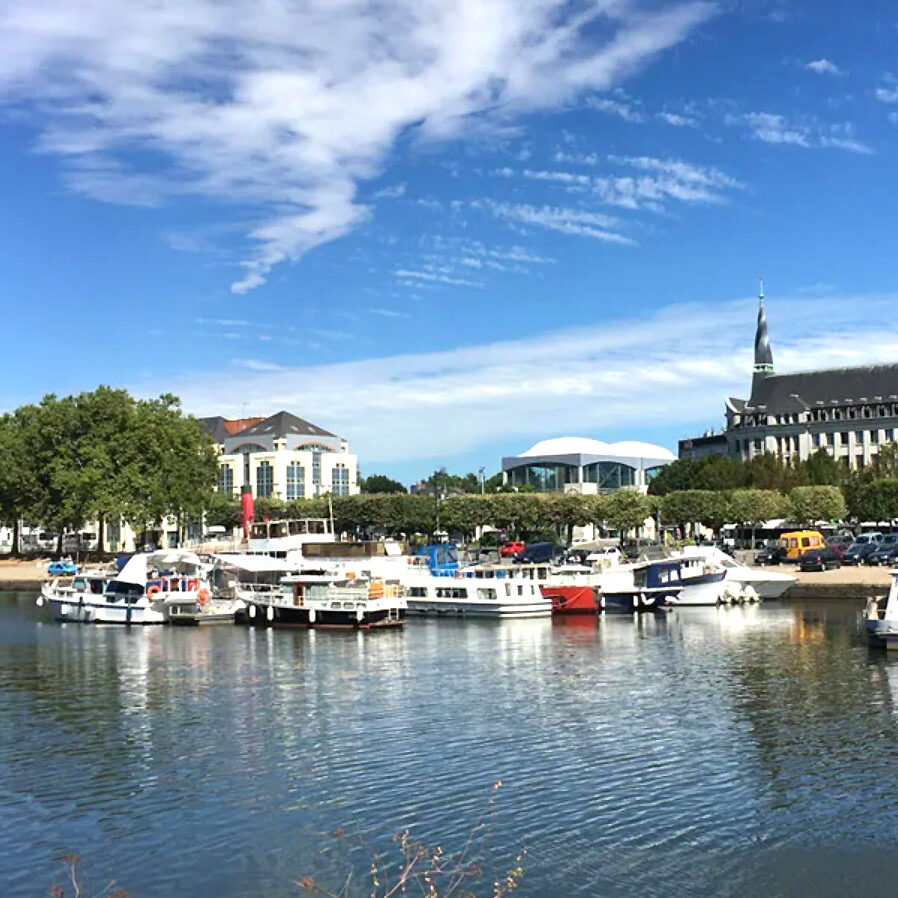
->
[867,534,898,566]
[755,543,786,565]
[47,561,78,576]
[825,534,854,557]
[798,546,842,572]
[853,532,884,546]
[499,541,526,559]
[513,542,558,564]
[841,541,879,566]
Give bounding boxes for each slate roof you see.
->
[745,365,898,411]
[198,416,231,444]
[237,411,337,440]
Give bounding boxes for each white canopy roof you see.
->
[116,553,148,587]
[519,436,674,462]
[213,553,297,573]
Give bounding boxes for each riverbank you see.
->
[0,559,53,591]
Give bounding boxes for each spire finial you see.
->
[753,280,773,377]
[758,277,764,302]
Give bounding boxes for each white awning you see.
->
[213,553,296,573]
[117,553,148,586]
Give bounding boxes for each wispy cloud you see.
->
[656,111,699,127]
[805,59,843,77]
[495,156,743,212]
[728,112,872,153]
[368,307,411,319]
[148,292,898,463]
[372,183,407,199]
[232,358,286,371]
[0,0,715,293]
[587,95,645,123]
[393,268,481,287]
[875,74,898,103]
[480,201,634,244]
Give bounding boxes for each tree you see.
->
[603,489,652,542]
[728,489,786,547]
[787,485,846,527]
[647,459,702,496]
[0,412,35,553]
[869,442,898,479]
[204,492,243,530]
[801,449,846,487]
[361,474,407,494]
[845,478,898,524]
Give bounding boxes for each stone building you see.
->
[696,288,898,468]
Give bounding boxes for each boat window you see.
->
[251,522,268,539]
[288,520,308,535]
[478,588,497,600]
[270,521,288,538]
[517,585,523,596]
[309,520,326,534]
[505,583,511,597]
[91,580,105,594]
[447,547,459,565]
[407,587,428,598]
[72,578,87,590]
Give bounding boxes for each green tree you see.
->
[647,459,702,495]
[361,474,407,494]
[603,489,652,543]
[801,449,846,486]
[786,485,846,527]
[0,412,35,553]
[845,478,898,524]
[869,442,898,479]
[728,489,786,547]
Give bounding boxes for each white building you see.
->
[200,411,359,500]
[502,437,675,494]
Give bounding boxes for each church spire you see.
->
[753,279,774,377]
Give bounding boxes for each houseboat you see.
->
[241,568,404,629]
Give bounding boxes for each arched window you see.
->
[256,461,273,498]
[286,463,305,500]
[218,465,234,496]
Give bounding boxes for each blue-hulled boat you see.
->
[601,559,684,613]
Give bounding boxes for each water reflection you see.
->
[3,594,898,898]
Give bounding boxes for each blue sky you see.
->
[2,0,898,483]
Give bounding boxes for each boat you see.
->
[864,569,898,649]
[600,560,684,613]
[37,554,165,624]
[677,545,793,600]
[241,568,405,629]
[673,555,729,606]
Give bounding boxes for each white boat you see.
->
[672,555,729,606]
[144,549,243,624]
[678,546,794,600]
[242,569,405,629]
[37,554,164,624]
[864,570,898,650]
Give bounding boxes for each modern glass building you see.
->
[501,437,674,494]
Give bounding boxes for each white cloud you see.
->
[231,358,285,371]
[392,268,481,287]
[145,291,898,463]
[0,0,715,293]
[728,112,872,153]
[496,156,743,211]
[372,183,407,199]
[368,307,411,319]
[875,74,898,103]
[657,111,699,126]
[481,201,634,244]
[587,95,645,123]
[805,59,843,77]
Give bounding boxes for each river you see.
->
[2,592,897,897]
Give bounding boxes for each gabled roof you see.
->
[746,365,898,411]
[237,410,337,440]
[198,416,231,444]
[199,415,265,443]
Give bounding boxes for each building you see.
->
[501,437,675,493]
[678,431,728,460]
[199,411,359,500]
[690,286,898,468]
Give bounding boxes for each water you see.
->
[2,592,898,897]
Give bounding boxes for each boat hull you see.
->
[540,585,598,615]
[676,571,728,606]
[243,602,403,629]
[865,619,898,649]
[603,587,680,613]
[44,595,163,624]
[406,600,551,618]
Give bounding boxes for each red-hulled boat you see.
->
[541,584,599,614]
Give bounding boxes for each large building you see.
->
[200,411,359,500]
[681,287,898,468]
[502,437,675,493]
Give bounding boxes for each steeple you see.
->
[753,279,774,377]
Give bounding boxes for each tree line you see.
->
[0,388,217,553]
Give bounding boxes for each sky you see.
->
[2,0,898,484]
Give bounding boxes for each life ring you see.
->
[147,585,161,597]
[188,579,199,591]
[197,588,210,607]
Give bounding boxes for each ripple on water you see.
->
[3,596,898,897]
